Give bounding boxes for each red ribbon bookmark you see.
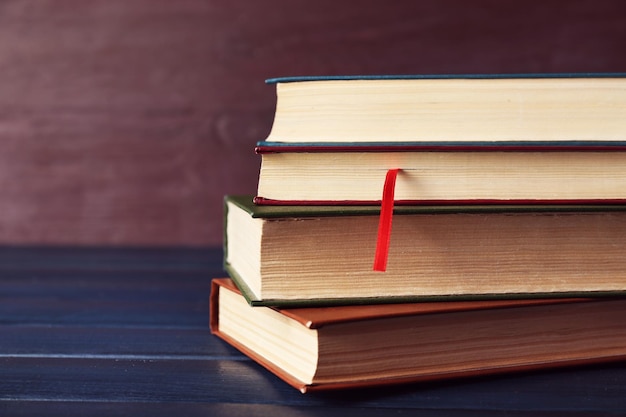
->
[373,168,400,272]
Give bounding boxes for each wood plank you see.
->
[0,247,224,327]
[0,402,564,417]
[0,325,240,359]
[1,247,626,414]
[0,268,219,327]
[0,357,625,412]
[0,246,220,271]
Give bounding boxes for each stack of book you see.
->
[211,74,626,393]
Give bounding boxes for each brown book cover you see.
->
[210,278,626,393]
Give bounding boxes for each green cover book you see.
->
[224,195,626,307]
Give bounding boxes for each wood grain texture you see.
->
[2,356,626,410]
[1,247,626,415]
[1,0,626,245]
[4,402,532,417]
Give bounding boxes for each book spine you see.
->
[256,142,626,154]
[253,196,626,207]
[265,73,626,84]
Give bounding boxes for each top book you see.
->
[263,73,626,144]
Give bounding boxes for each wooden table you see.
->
[1,247,625,416]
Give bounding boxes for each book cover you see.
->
[210,278,626,393]
[263,73,626,144]
[257,73,626,205]
[266,73,626,84]
[255,143,626,205]
[224,195,626,306]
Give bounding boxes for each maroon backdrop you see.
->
[1,0,625,247]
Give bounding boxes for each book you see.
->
[257,73,626,205]
[263,73,626,144]
[210,277,626,393]
[224,195,626,306]
[255,143,626,205]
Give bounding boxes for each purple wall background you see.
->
[1,0,625,246]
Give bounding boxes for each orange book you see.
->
[210,278,626,393]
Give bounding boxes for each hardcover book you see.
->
[264,73,626,144]
[257,73,626,205]
[224,195,626,306]
[210,278,626,393]
[255,142,626,205]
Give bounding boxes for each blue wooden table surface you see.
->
[1,246,625,416]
